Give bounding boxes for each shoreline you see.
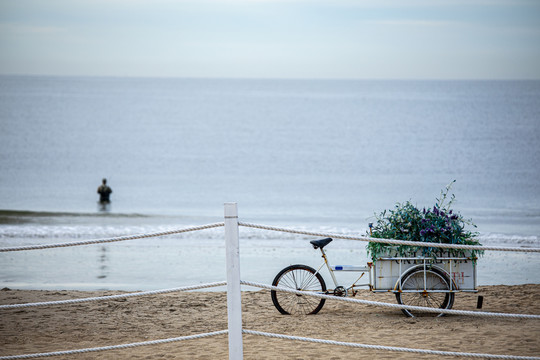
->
[1,284,539,359]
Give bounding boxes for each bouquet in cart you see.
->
[367,181,483,261]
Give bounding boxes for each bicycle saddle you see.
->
[310,238,333,249]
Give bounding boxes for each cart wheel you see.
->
[271,264,326,315]
[395,267,455,317]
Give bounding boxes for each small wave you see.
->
[477,232,540,248]
[0,225,319,239]
[0,209,151,220]
[0,222,538,249]
[0,224,213,239]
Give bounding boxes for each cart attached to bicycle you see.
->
[271,237,478,317]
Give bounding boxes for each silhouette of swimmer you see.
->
[97,178,112,211]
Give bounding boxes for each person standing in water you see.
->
[97,178,112,211]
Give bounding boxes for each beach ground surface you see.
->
[1,284,539,359]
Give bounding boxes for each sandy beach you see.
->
[1,284,539,359]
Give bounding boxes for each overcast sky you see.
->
[1,0,539,79]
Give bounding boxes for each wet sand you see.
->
[1,284,539,359]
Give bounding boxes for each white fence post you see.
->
[224,203,243,360]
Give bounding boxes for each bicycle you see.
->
[270,237,477,317]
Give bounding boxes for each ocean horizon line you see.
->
[2,74,540,82]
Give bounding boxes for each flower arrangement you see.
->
[367,181,483,261]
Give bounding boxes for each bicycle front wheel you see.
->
[271,264,326,315]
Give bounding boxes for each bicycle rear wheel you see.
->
[271,264,326,315]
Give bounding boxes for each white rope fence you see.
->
[242,330,540,360]
[241,281,540,319]
[1,204,539,359]
[0,330,228,360]
[0,222,225,252]
[0,282,227,310]
[2,278,537,360]
[3,279,537,318]
[239,222,540,253]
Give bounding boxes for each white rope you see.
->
[0,330,228,359]
[0,223,225,252]
[0,282,227,310]
[241,281,540,319]
[239,222,540,253]
[243,329,540,359]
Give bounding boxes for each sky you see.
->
[0,0,539,80]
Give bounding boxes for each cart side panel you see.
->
[373,253,477,291]
[373,259,414,291]
[447,258,477,290]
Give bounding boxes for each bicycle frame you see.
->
[311,246,372,296]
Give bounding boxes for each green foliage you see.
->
[367,181,483,260]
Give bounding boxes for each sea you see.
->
[0,76,539,291]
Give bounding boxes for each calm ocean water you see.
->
[0,76,539,290]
